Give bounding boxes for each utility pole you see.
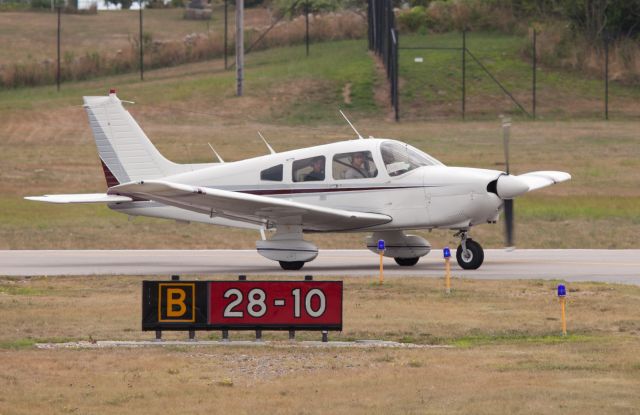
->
[236,0,244,96]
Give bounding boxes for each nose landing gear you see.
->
[454,230,484,270]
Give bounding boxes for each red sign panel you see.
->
[208,281,342,329]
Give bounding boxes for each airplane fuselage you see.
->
[109,138,504,233]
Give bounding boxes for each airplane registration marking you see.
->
[274,299,286,306]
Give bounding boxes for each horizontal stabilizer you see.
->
[24,194,133,204]
[517,171,571,192]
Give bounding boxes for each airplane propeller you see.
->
[502,117,515,249]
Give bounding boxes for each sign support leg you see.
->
[561,297,567,336]
[445,257,451,294]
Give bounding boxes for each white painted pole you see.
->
[235,0,244,96]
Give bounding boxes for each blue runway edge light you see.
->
[557,284,566,297]
[378,240,385,251]
[443,247,451,258]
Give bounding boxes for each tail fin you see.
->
[84,90,207,186]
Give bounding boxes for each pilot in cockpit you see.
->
[345,152,369,179]
[304,157,325,181]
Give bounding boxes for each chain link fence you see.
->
[368,0,638,121]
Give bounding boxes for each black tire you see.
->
[279,261,305,270]
[456,239,484,270]
[394,257,420,266]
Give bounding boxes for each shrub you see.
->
[397,6,427,32]
[525,20,640,84]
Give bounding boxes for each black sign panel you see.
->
[142,281,209,330]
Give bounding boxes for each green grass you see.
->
[0,39,377,123]
[0,284,50,296]
[0,337,77,350]
[519,196,640,221]
[398,32,640,120]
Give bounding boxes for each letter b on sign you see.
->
[159,283,195,322]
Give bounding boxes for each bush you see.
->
[396,0,520,34]
[30,0,51,9]
[273,0,342,18]
[397,6,427,32]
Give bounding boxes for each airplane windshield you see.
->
[380,141,442,177]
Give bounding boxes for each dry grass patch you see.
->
[0,275,639,413]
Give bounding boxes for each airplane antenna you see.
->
[339,110,363,140]
[207,143,225,163]
[258,132,276,154]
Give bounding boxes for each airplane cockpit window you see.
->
[332,151,378,180]
[381,141,441,177]
[292,156,325,182]
[260,164,283,181]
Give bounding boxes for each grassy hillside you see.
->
[399,32,640,120]
[0,38,639,250]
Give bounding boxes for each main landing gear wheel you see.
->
[394,257,420,266]
[279,261,305,270]
[456,239,484,270]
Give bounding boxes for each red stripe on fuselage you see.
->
[240,186,423,196]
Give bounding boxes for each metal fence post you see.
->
[56,5,61,92]
[224,0,228,70]
[139,0,144,81]
[394,28,399,122]
[532,29,536,120]
[236,0,244,96]
[462,30,466,120]
[305,0,309,57]
[604,38,609,120]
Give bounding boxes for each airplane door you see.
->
[422,167,432,222]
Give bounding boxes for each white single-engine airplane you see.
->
[27,90,570,270]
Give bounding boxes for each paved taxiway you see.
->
[1,249,639,285]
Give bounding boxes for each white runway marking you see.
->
[1,249,639,285]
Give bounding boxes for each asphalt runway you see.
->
[1,249,639,285]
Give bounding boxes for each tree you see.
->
[564,0,640,41]
[106,0,136,9]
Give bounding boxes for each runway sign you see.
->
[209,281,342,330]
[142,280,342,331]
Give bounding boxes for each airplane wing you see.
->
[517,171,571,192]
[25,194,133,204]
[108,180,392,231]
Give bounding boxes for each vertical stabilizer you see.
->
[84,90,201,185]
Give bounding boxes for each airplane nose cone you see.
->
[496,174,529,199]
